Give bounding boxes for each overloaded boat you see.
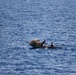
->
[29,39,62,49]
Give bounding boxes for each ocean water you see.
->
[0,0,76,75]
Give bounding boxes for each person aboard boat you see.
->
[41,40,46,46]
[50,42,54,48]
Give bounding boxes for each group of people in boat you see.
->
[30,39,54,48]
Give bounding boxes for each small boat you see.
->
[29,39,62,49]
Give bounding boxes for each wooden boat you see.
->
[29,39,62,49]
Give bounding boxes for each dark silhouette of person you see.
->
[51,42,54,47]
[41,40,46,46]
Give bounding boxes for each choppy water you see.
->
[0,0,76,75]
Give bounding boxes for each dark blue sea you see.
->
[0,0,76,75]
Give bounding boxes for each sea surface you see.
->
[0,0,76,75]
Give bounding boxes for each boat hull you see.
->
[30,46,62,49]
